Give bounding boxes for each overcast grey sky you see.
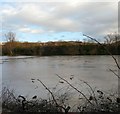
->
[0,0,119,42]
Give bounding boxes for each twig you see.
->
[37,79,70,113]
[56,74,94,106]
[83,34,120,70]
[79,79,98,106]
[109,69,120,79]
[37,79,59,106]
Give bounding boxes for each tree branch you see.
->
[83,34,120,70]
[109,69,120,79]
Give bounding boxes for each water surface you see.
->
[1,56,118,99]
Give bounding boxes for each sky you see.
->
[0,0,119,42]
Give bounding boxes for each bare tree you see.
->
[5,31,16,42]
[104,33,120,44]
[4,31,16,55]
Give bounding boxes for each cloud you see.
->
[1,1,118,40]
[18,27,45,34]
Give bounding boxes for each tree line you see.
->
[1,32,120,56]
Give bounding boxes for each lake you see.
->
[1,56,119,100]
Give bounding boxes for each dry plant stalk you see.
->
[37,79,70,113]
[56,74,94,106]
